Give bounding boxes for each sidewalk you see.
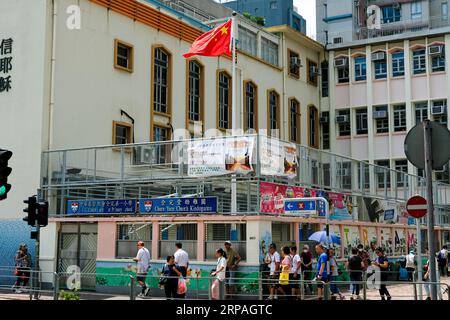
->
[1,277,449,300]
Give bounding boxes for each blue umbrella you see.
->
[308,230,341,245]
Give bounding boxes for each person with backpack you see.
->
[13,244,32,293]
[133,241,151,297]
[373,247,392,300]
[346,247,364,300]
[437,245,448,277]
[161,255,182,299]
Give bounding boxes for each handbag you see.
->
[177,277,187,295]
[279,271,289,285]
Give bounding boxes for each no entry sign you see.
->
[406,196,428,218]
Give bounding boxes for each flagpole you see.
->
[231,12,238,214]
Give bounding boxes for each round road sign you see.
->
[406,195,427,219]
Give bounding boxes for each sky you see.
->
[294,0,317,39]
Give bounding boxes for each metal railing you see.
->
[40,135,450,222]
[0,266,449,300]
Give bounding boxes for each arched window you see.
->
[267,90,280,136]
[217,71,232,130]
[289,99,301,144]
[153,47,171,114]
[244,81,258,132]
[308,105,319,148]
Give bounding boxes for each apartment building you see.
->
[317,0,450,185]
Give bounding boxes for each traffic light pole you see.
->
[33,223,40,300]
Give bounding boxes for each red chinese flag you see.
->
[183,20,232,58]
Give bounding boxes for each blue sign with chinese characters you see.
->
[139,197,218,214]
[284,200,317,214]
[67,199,137,215]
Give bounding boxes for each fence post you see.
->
[208,277,212,300]
[323,282,330,300]
[258,276,263,300]
[129,275,135,301]
[53,272,59,300]
[413,271,418,300]
[219,280,225,300]
[29,270,34,300]
[362,272,367,300]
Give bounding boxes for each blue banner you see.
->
[67,199,137,215]
[384,209,395,221]
[139,197,218,214]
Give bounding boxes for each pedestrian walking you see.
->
[405,250,416,282]
[265,243,281,300]
[346,247,364,300]
[13,244,32,293]
[133,241,151,297]
[437,245,448,277]
[373,247,391,300]
[224,241,241,298]
[174,242,189,278]
[357,244,371,271]
[300,244,313,295]
[211,248,227,300]
[315,244,329,300]
[290,246,302,300]
[329,248,344,300]
[279,246,292,299]
[161,255,182,299]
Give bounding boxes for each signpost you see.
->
[404,120,450,300]
[406,195,427,300]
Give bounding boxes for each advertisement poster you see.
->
[407,229,417,253]
[316,191,353,221]
[330,225,342,258]
[394,228,406,256]
[361,227,377,247]
[397,203,409,224]
[343,226,360,257]
[380,227,393,256]
[187,136,254,177]
[260,182,316,214]
[260,136,298,178]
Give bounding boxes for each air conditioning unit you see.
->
[336,115,350,123]
[371,52,386,61]
[334,57,348,68]
[428,45,444,56]
[432,105,447,115]
[320,115,329,124]
[373,110,388,119]
[290,56,302,68]
[134,146,156,165]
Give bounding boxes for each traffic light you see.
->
[0,149,12,201]
[36,201,49,227]
[23,196,37,226]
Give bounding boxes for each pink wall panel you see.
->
[411,76,428,101]
[350,82,367,106]
[372,81,388,105]
[389,78,405,103]
[352,137,369,160]
[430,73,448,99]
[97,222,117,260]
[335,85,350,108]
[374,135,390,159]
[335,139,351,157]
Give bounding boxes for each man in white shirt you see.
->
[438,245,448,277]
[174,242,189,277]
[133,241,151,297]
[290,246,301,299]
[405,250,416,281]
[265,243,281,300]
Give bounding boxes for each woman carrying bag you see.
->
[211,248,227,300]
[161,255,182,299]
